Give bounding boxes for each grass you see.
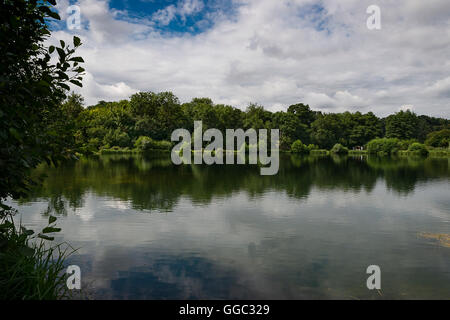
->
[348,150,368,155]
[96,145,450,158]
[99,146,138,154]
[0,207,75,300]
[99,146,172,155]
[397,148,449,157]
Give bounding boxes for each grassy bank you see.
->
[0,208,73,300]
[348,150,368,155]
[397,148,450,157]
[94,145,450,158]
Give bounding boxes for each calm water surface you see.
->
[9,154,450,299]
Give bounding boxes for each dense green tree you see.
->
[61,93,84,119]
[0,0,85,300]
[418,115,450,142]
[272,111,308,150]
[287,103,319,127]
[347,112,383,147]
[0,0,85,199]
[182,97,218,131]
[214,104,243,131]
[425,129,450,148]
[71,92,448,153]
[385,110,420,140]
[243,103,272,130]
[310,114,345,149]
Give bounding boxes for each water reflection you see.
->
[10,154,450,299]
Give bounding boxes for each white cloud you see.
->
[152,0,204,26]
[54,0,450,117]
[81,72,138,103]
[178,0,204,18]
[424,77,450,98]
[153,5,177,26]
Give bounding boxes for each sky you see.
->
[50,0,450,117]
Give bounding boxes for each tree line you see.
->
[62,91,450,153]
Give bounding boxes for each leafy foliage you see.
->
[367,138,401,155]
[291,140,309,154]
[330,143,349,155]
[0,0,85,199]
[408,143,429,156]
[0,0,84,299]
[75,93,449,154]
[0,209,73,300]
[425,129,450,148]
[134,136,172,151]
[385,110,419,140]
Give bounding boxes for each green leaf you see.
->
[69,56,84,63]
[70,80,83,87]
[49,215,57,224]
[42,227,61,234]
[73,36,81,47]
[59,83,70,90]
[60,40,65,48]
[49,45,55,54]
[47,10,61,20]
[56,47,66,60]
[0,221,14,230]
[0,203,11,210]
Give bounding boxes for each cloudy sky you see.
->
[51,0,450,117]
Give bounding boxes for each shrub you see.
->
[307,144,319,152]
[291,140,309,154]
[425,129,450,148]
[330,143,349,155]
[88,137,102,149]
[398,139,418,150]
[134,136,172,151]
[134,136,151,150]
[367,138,401,155]
[103,129,131,148]
[408,142,429,156]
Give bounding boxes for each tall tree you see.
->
[385,110,420,140]
[0,0,85,199]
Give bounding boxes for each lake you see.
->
[8,154,450,299]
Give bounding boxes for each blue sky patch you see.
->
[109,0,238,35]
